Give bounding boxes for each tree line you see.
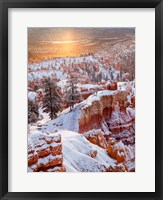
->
[28,73,81,124]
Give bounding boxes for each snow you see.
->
[37,154,62,165]
[28,37,135,172]
[118,81,135,93]
[44,166,61,172]
[63,143,106,172]
[28,129,116,172]
[28,88,135,168]
[38,105,81,133]
[83,129,103,138]
[85,90,117,107]
[79,84,98,89]
[59,130,115,172]
[28,92,37,101]
[113,141,135,162]
[57,79,68,90]
[63,134,114,172]
[101,120,111,135]
[126,107,135,118]
[63,160,78,172]
[28,87,132,138]
[28,132,60,149]
[28,89,123,135]
[28,54,121,83]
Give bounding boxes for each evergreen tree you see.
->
[117,73,120,81]
[28,99,39,124]
[120,67,122,81]
[42,77,62,120]
[110,71,113,80]
[65,72,81,111]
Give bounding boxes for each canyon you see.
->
[28,28,135,172]
[28,87,135,172]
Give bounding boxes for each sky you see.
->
[28,27,135,62]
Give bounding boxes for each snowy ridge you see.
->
[28,83,135,172]
[29,89,120,134]
[61,130,116,172]
[28,130,116,172]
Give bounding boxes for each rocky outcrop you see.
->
[78,90,135,170]
[83,129,107,149]
[131,96,135,108]
[107,137,135,171]
[28,132,66,172]
[107,163,126,172]
[78,90,128,133]
[78,90,135,145]
[107,138,125,163]
[80,82,118,101]
[106,104,135,146]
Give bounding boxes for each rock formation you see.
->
[28,132,66,172]
[78,90,128,133]
[78,90,135,171]
[83,129,107,149]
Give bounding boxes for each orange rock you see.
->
[78,90,128,133]
[131,96,135,108]
[28,132,64,172]
[37,155,63,169]
[109,82,117,90]
[28,154,38,166]
[50,144,62,156]
[41,166,66,172]
[89,150,97,158]
[84,130,107,149]
[117,150,125,163]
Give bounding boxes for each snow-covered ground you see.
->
[28,130,116,172]
[28,88,135,172]
[28,89,121,134]
[61,130,115,172]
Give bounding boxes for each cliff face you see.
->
[28,89,135,172]
[78,90,135,171]
[78,90,128,133]
[80,82,118,101]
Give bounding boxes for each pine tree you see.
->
[28,99,39,124]
[42,77,62,120]
[65,72,81,111]
[117,73,120,81]
[120,67,122,81]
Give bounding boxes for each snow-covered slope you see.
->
[28,130,117,172]
[28,83,135,172]
[60,130,116,172]
[28,90,120,134]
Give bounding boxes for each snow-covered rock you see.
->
[83,129,107,149]
[28,132,65,172]
[28,86,135,172]
[28,130,118,172]
[28,92,37,101]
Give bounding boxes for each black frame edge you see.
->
[0,0,8,200]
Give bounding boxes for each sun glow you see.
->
[63,30,74,40]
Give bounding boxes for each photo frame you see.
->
[0,0,162,199]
